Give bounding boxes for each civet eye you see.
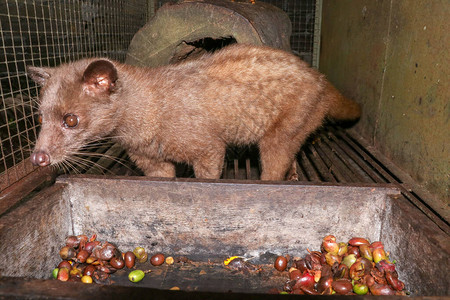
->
[63,113,79,128]
[38,114,43,124]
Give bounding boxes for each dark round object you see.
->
[58,260,72,270]
[289,269,302,281]
[65,236,80,248]
[84,241,98,253]
[59,246,76,260]
[124,251,136,269]
[150,253,165,266]
[95,242,116,261]
[294,259,308,273]
[274,256,288,272]
[347,246,361,257]
[77,250,89,263]
[110,257,125,269]
[97,264,116,274]
[332,279,353,295]
[83,264,96,276]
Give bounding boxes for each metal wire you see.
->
[0,0,318,191]
[155,0,318,66]
[258,0,317,65]
[0,0,147,191]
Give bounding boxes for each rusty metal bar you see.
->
[308,145,337,182]
[318,137,365,183]
[294,160,308,181]
[334,129,449,234]
[312,141,348,183]
[233,159,239,179]
[245,158,251,180]
[321,137,374,183]
[327,131,387,184]
[298,150,320,182]
[332,129,398,183]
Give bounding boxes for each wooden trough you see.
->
[0,175,448,298]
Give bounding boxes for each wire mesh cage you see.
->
[155,0,320,66]
[259,0,319,65]
[0,0,320,191]
[0,0,148,190]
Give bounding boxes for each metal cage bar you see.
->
[0,0,148,191]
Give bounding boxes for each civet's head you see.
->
[27,59,119,169]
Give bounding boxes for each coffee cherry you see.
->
[124,251,136,269]
[128,270,145,283]
[274,256,288,272]
[150,253,165,266]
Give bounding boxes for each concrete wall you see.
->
[319,0,449,204]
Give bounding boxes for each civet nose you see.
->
[30,151,51,167]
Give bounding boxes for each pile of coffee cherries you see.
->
[274,235,407,295]
[52,234,166,284]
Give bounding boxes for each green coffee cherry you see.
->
[52,268,59,279]
[342,254,357,268]
[353,283,369,295]
[128,270,145,283]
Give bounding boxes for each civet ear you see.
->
[82,59,118,95]
[27,66,51,86]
